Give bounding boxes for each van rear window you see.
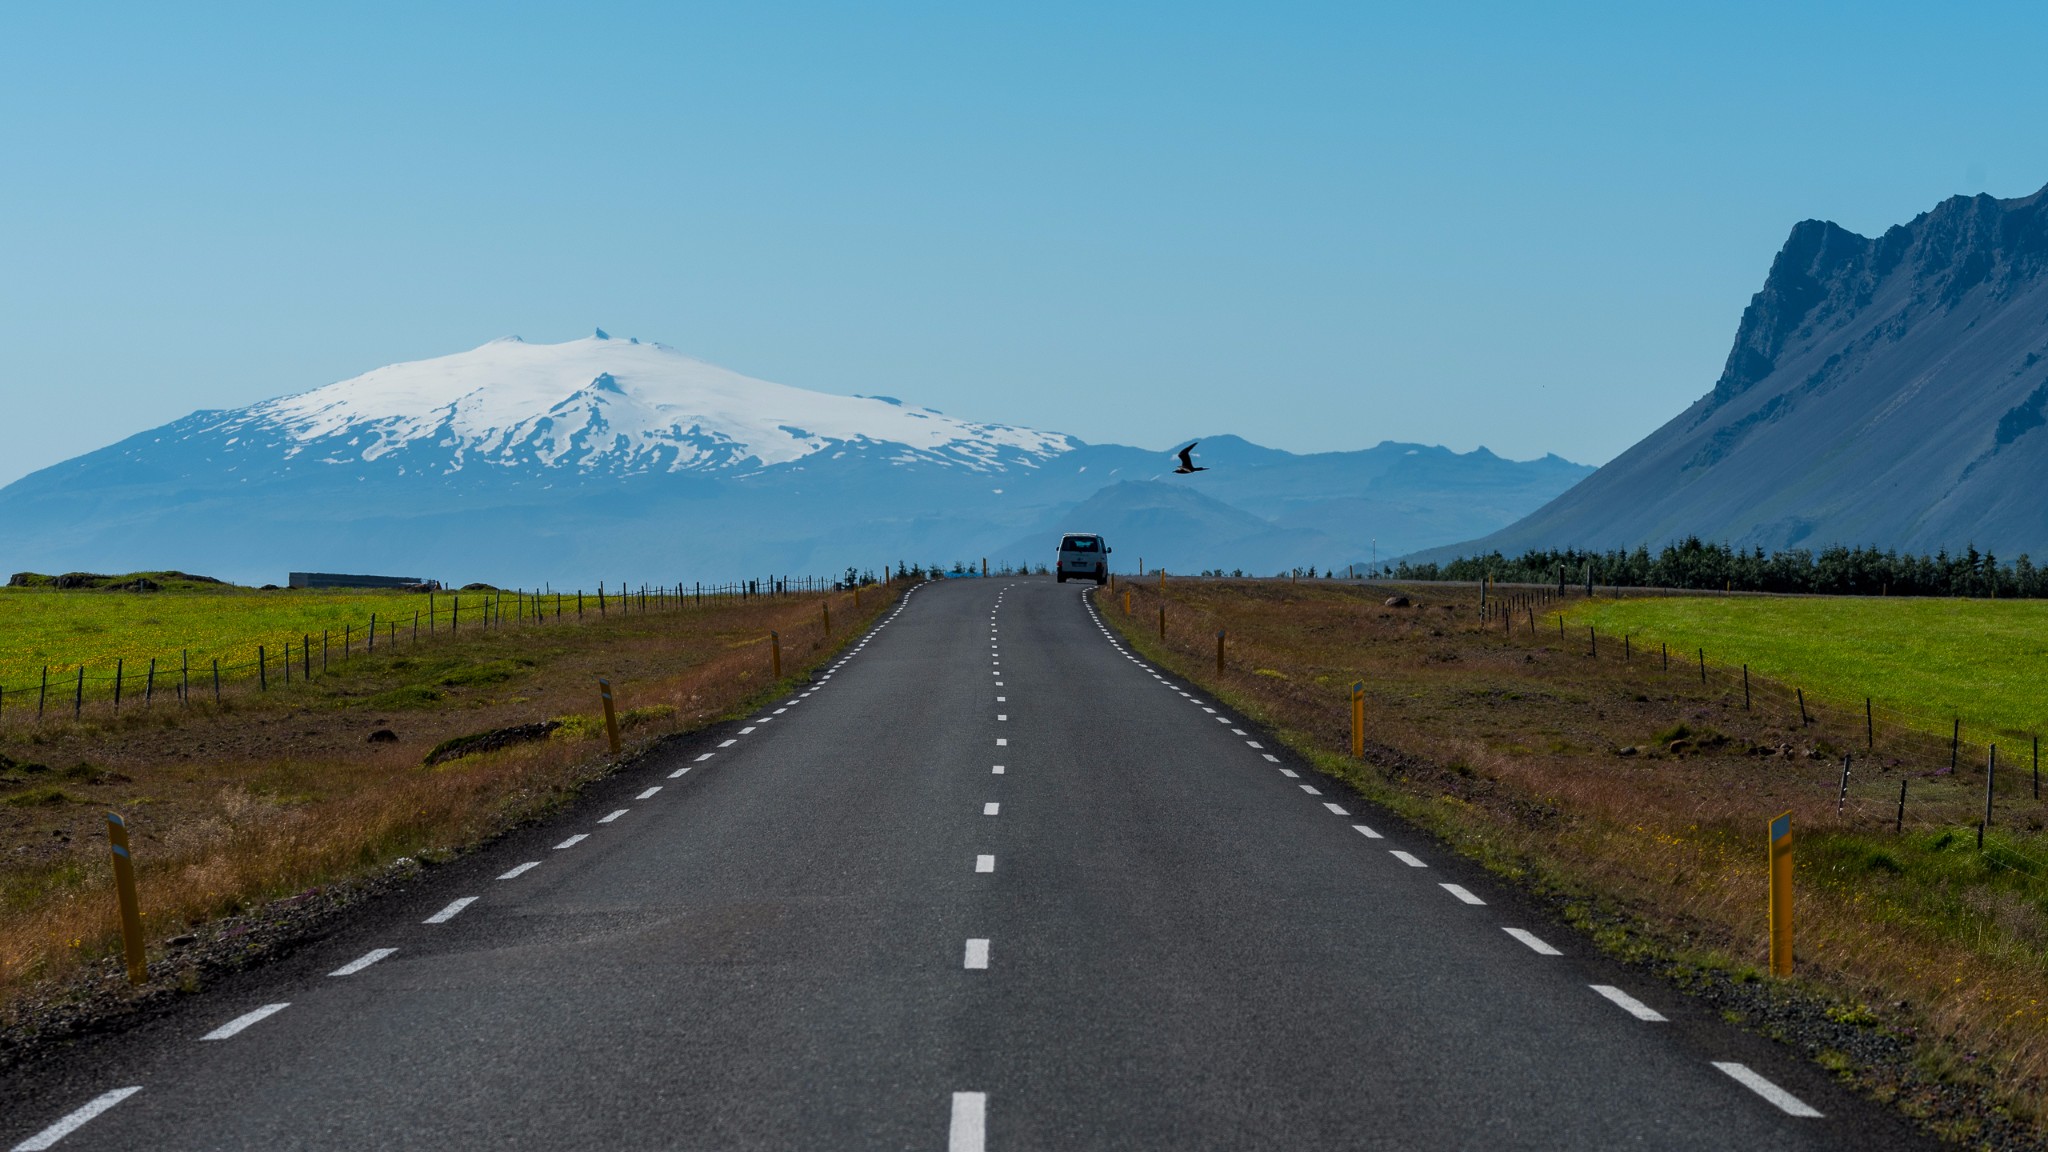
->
[1060,536,1100,551]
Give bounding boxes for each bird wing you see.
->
[1177,442,1198,468]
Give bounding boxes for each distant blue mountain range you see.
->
[0,333,1590,585]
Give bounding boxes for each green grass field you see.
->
[0,584,462,692]
[1567,595,2048,741]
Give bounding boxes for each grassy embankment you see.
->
[0,577,896,1021]
[1100,578,2048,1141]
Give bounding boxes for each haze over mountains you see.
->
[0,334,1588,585]
[1427,183,2048,565]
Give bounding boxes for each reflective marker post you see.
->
[770,630,782,680]
[599,678,621,755]
[106,813,147,985]
[1350,681,1366,759]
[1769,811,1793,977]
[1215,629,1225,675]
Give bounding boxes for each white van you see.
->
[1055,533,1111,584]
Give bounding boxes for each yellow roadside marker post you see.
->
[1216,629,1226,674]
[1769,811,1793,976]
[1158,569,1165,592]
[1157,606,1165,640]
[1124,589,1133,615]
[1350,682,1366,759]
[770,631,782,680]
[599,678,622,755]
[106,812,146,985]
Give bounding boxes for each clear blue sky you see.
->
[2,1,2043,486]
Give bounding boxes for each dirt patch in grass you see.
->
[0,582,900,1061]
[1103,577,2048,1146]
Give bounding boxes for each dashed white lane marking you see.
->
[1298,785,1322,795]
[1713,1062,1822,1117]
[1389,850,1429,868]
[740,726,758,735]
[997,696,1006,702]
[1504,927,1561,955]
[423,897,478,924]
[200,1002,291,1041]
[997,714,1007,721]
[950,1091,988,1152]
[1231,728,1246,735]
[1591,984,1666,1021]
[1278,769,1298,777]
[1322,802,1350,816]
[695,752,716,762]
[1352,824,1383,839]
[1201,707,1216,714]
[1262,754,1280,763]
[718,739,737,748]
[975,854,996,873]
[669,767,692,779]
[773,708,788,715]
[636,786,662,800]
[330,948,397,976]
[11,1086,143,1150]
[555,834,589,849]
[1245,741,1265,749]
[996,738,1007,746]
[992,765,1005,775]
[498,861,541,880]
[598,809,629,824]
[983,802,1000,816]
[1440,883,1486,905]
[1214,717,1231,724]
[964,938,991,969]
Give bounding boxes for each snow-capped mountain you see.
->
[207,331,1074,478]
[0,333,1590,585]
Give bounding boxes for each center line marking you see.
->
[983,802,1000,815]
[498,861,541,880]
[1245,741,1264,749]
[12,1086,143,1151]
[997,714,1007,721]
[200,1002,290,1040]
[1504,927,1561,954]
[598,809,629,823]
[555,834,588,849]
[695,752,716,762]
[950,1091,988,1152]
[1712,1062,1822,1116]
[975,854,995,873]
[739,726,757,734]
[1352,824,1383,839]
[1298,784,1321,795]
[1279,769,1299,779]
[423,896,478,923]
[1440,883,1486,905]
[636,786,662,799]
[1231,729,1246,735]
[964,938,990,969]
[1590,984,1666,1020]
[992,765,1005,774]
[1322,802,1350,815]
[718,739,737,747]
[668,767,692,779]
[329,948,396,976]
[1389,850,1429,868]
[1262,753,1281,762]
[996,738,1007,746]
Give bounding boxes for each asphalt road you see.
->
[4,577,1935,1150]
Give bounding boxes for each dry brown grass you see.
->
[0,583,897,1019]
[1104,577,2048,1135]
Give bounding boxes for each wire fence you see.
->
[0,574,861,728]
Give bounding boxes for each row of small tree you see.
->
[1393,538,2045,598]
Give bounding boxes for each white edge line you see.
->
[1590,984,1666,1021]
[1712,1062,1822,1117]
[1503,927,1561,955]
[423,896,478,924]
[200,1002,291,1040]
[328,947,397,977]
[11,1086,143,1150]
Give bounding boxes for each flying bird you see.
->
[1173,442,1208,474]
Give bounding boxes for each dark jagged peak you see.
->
[1705,182,2048,415]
